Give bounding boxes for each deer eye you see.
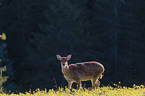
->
[63,63,65,66]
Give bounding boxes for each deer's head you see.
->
[56,54,72,67]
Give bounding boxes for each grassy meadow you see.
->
[0,84,145,96]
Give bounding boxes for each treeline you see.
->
[0,0,145,91]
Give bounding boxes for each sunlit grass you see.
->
[0,84,145,96]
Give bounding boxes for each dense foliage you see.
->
[0,0,145,91]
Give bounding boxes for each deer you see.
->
[56,54,104,89]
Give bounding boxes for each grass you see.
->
[0,84,145,96]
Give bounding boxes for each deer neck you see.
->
[61,62,69,75]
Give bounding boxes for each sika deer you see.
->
[56,54,104,89]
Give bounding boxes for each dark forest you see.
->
[0,0,145,92]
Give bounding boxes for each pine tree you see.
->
[0,33,17,92]
[19,0,96,89]
[0,33,8,92]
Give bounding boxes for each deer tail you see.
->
[100,74,103,79]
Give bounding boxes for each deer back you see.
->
[64,61,104,81]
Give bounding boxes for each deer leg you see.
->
[91,76,100,88]
[76,81,82,88]
[95,80,100,87]
[68,81,73,89]
[91,78,95,88]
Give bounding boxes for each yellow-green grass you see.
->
[0,85,145,96]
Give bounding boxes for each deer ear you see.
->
[67,54,72,60]
[56,55,61,60]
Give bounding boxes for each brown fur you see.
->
[56,55,104,89]
[67,62,104,81]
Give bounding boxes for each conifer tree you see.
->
[0,33,17,92]
[0,33,8,92]
[19,0,95,89]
